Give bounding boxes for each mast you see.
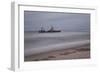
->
[39,24,45,32]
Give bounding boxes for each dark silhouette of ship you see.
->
[39,26,61,33]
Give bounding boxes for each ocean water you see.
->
[24,32,90,56]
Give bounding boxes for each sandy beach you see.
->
[24,44,90,61]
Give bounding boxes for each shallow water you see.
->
[24,32,90,56]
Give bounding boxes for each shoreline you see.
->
[24,32,90,56]
[25,44,90,61]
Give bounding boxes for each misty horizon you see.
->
[24,11,90,32]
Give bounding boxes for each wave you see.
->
[24,32,90,56]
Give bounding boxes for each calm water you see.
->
[24,32,90,56]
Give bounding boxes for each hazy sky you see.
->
[24,11,90,32]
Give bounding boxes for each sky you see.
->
[24,11,90,32]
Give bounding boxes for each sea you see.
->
[24,32,90,56]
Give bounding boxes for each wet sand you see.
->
[24,44,90,61]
